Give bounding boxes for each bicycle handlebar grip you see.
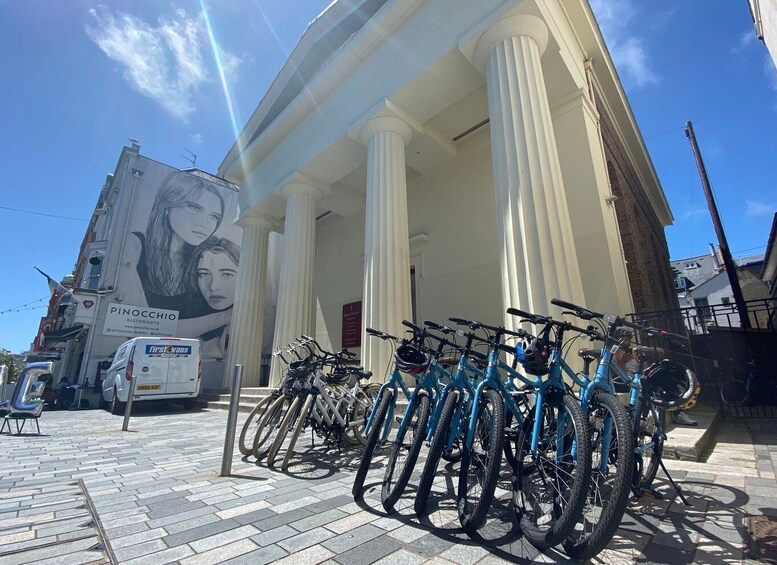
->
[424,320,444,330]
[402,319,421,332]
[551,298,603,319]
[366,328,380,335]
[660,329,691,342]
[550,298,582,311]
[449,317,470,326]
[506,307,533,319]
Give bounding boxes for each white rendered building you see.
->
[219,0,677,386]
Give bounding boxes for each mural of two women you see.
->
[122,169,241,359]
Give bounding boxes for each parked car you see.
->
[101,337,201,414]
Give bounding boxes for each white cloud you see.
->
[764,54,777,92]
[730,30,756,54]
[86,7,240,121]
[746,200,775,217]
[682,206,707,220]
[590,0,659,89]
[191,132,204,145]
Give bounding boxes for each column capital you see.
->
[349,99,420,147]
[359,116,413,146]
[236,209,277,230]
[471,14,549,73]
[278,172,330,200]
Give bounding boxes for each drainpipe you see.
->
[111,166,144,293]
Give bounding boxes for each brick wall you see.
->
[597,102,680,316]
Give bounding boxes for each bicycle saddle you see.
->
[437,356,458,368]
[577,348,601,361]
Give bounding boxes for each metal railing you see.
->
[632,298,777,336]
[628,298,777,417]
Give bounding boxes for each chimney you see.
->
[709,243,722,271]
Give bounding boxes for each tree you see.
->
[0,348,24,383]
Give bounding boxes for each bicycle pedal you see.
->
[636,487,663,500]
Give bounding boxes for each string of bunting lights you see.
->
[0,297,49,315]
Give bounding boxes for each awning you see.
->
[42,324,84,345]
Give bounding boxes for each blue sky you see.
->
[1,0,775,354]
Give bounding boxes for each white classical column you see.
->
[473,15,584,327]
[268,182,321,386]
[359,116,414,378]
[225,214,273,388]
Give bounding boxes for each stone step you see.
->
[662,404,723,462]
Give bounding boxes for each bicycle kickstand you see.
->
[658,457,691,506]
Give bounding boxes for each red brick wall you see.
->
[597,103,679,316]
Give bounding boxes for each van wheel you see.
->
[110,388,125,415]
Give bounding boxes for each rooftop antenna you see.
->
[182,147,197,168]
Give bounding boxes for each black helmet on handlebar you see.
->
[394,344,429,375]
[641,360,700,411]
[517,336,550,376]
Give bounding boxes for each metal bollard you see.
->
[122,376,138,431]
[220,365,243,477]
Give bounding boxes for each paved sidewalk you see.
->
[0,406,775,564]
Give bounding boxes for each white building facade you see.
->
[219,0,675,386]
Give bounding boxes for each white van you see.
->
[102,337,201,414]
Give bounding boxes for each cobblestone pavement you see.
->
[1,406,775,564]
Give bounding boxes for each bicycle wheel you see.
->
[252,394,292,459]
[720,377,748,406]
[281,394,316,471]
[353,388,393,499]
[239,394,276,456]
[563,391,633,560]
[267,395,305,467]
[513,392,591,550]
[634,400,663,491]
[457,388,504,532]
[415,390,459,516]
[345,383,381,446]
[382,393,431,511]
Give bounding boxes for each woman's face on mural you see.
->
[168,191,222,246]
[197,250,237,310]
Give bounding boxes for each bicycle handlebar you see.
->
[506,307,551,325]
[658,329,690,343]
[449,316,526,339]
[550,298,602,320]
[424,320,455,334]
[366,327,400,341]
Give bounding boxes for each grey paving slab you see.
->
[112,538,169,561]
[278,525,336,553]
[250,524,299,546]
[121,543,196,565]
[220,543,289,565]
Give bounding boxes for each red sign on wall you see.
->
[342,301,362,349]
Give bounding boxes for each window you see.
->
[721,297,731,305]
[694,297,711,320]
[684,262,698,270]
[675,278,687,291]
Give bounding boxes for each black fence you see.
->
[629,298,777,418]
